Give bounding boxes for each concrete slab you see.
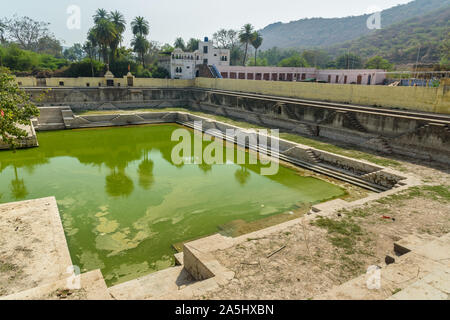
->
[108,266,195,300]
[0,122,38,150]
[1,270,111,300]
[0,197,73,297]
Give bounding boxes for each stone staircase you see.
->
[315,233,450,300]
[345,112,368,133]
[35,106,71,131]
[305,149,321,164]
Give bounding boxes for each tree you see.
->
[0,67,40,148]
[0,20,6,43]
[109,11,126,62]
[90,18,117,65]
[439,36,450,70]
[365,56,393,70]
[301,49,330,69]
[131,17,149,37]
[2,16,60,53]
[336,52,363,69]
[173,37,186,51]
[83,41,97,76]
[160,43,174,53]
[278,54,309,67]
[213,29,239,49]
[186,38,199,52]
[251,32,263,66]
[239,24,255,66]
[131,35,150,68]
[63,43,84,62]
[93,9,108,24]
[131,17,150,68]
[36,36,63,57]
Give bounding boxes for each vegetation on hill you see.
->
[258,0,450,50]
[327,6,450,66]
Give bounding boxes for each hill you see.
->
[258,0,450,50]
[327,6,450,65]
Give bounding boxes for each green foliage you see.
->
[0,67,40,148]
[0,44,67,72]
[300,49,330,68]
[278,53,309,67]
[258,0,449,51]
[239,24,255,66]
[151,66,170,79]
[258,47,300,66]
[109,57,138,77]
[63,43,85,62]
[174,37,186,51]
[186,38,200,52]
[335,53,363,69]
[247,57,268,66]
[365,56,394,70]
[58,59,105,77]
[329,5,450,65]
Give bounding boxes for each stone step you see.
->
[388,267,450,300]
[1,270,111,300]
[36,123,66,131]
[315,233,450,300]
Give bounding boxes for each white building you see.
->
[163,37,230,80]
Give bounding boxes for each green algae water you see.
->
[0,124,345,286]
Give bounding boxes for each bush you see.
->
[59,59,105,77]
[0,44,68,72]
[109,58,139,77]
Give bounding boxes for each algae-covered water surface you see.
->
[0,124,345,286]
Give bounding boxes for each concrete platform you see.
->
[0,122,38,150]
[0,197,72,297]
[1,269,111,300]
[315,233,450,300]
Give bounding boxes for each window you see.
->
[59,81,64,86]
[203,46,208,54]
[203,59,208,65]
[86,83,90,87]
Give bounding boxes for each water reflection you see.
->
[10,166,28,200]
[105,168,134,198]
[138,152,154,190]
[234,166,251,186]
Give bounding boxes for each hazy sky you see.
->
[1,0,412,47]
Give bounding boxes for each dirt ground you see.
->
[195,158,450,300]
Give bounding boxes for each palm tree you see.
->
[131,16,149,37]
[83,40,96,77]
[131,34,150,67]
[93,8,108,24]
[251,32,263,66]
[186,38,199,52]
[174,37,186,51]
[91,19,117,65]
[239,24,255,66]
[109,11,126,61]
